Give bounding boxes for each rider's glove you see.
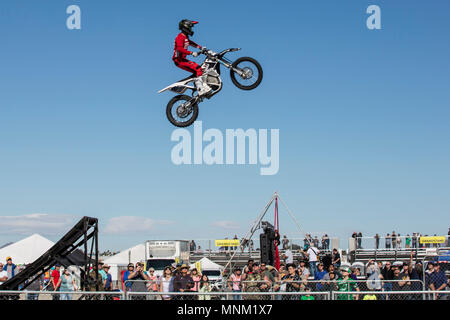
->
[192,51,199,57]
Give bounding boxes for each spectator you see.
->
[98,262,108,289]
[397,234,402,249]
[281,263,301,300]
[190,268,201,292]
[336,267,360,300]
[366,261,382,292]
[381,261,394,294]
[259,263,276,289]
[314,263,328,294]
[58,268,77,300]
[147,267,158,293]
[159,266,173,300]
[363,292,377,300]
[429,263,447,300]
[298,260,310,279]
[103,264,113,291]
[233,235,239,251]
[313,236,319,248]
[324,234,330,250]
[50,264,61,300]
[300,287,315,300]
[190,240,197,252]
[228,268,242,300]
[24,266,43,300]
[375,234,380,250]
[243,259,254,274]
[122,263,135,292]
[412,233,417,248]
[392,232,397,249]
[366,260,379,278]
[350,268,358,280]
[405,235,411,248]
[357,232,363,249]
[88,264,105,297]
[0,263,7,285]
[173,264,194,300]
[385,233,391,249]
[3,257,18,280]
[324,264,341,281]
[282,249,294,265]
[198,274,212,300]
[391,265,410,300]
[406,258,422,300]
[332,249,341,269]
[324,271,337,292]
[127,262,149,300]
[306,244,320,278]
[242,263,264,300]
[282,235,289,250]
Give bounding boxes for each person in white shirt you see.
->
[306,245,320,278]
[283,249,294,264]
[0,263,7,285]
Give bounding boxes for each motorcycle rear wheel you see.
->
[166,95,199,128]
[230,57,263,90]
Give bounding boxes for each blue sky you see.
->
[0,0,449,251]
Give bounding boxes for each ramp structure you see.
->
[0,216,99,293]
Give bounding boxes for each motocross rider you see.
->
[173,19,212,96]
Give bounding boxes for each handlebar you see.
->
[199,47,241,57]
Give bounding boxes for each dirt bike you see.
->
[158,47,263,127]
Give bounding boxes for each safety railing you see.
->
[188,237,340,254]
[121,279,426,299]
[350,236,450,251]
[0,290,125,300]
[0,289,446,300]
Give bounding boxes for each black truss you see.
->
[0,216,99,298]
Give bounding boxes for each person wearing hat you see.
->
[336,267,360,300]
[173,264,194,300]
[103,264,112,291]
[3,257,18,280]
[126,262,150,300]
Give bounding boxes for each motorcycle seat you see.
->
[178,74,196,82]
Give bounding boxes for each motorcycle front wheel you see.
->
[166,95,199,128]
[230,57,263,90]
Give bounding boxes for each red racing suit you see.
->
[172,32,203,77]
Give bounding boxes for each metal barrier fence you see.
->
[0,289,447,300]
[120,279,427,300]
[189,237,340,253]
[351,236,450,251]
[0,290,125,300]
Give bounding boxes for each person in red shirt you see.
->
[50,264,61,300]
[173,19,211,96]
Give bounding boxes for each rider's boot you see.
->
[195,77,212,96]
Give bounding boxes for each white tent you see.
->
[190,257,224,271]
[0,234,55,265]
[103,244,146,281]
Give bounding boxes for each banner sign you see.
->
[215,239,240,247]
[420,236,446,244]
